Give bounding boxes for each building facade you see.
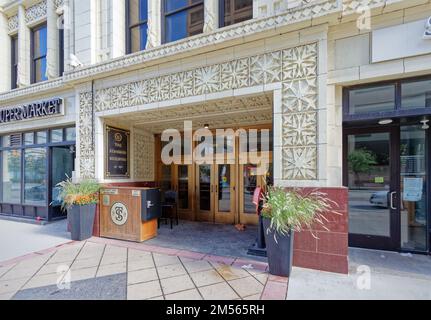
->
[0,0,429,269]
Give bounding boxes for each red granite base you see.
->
[290,187,349,274]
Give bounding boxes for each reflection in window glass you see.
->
[401,80,431,110]
[128,0,148,53]
[2,136,11,148]
[65,127,76,141]
[51,129,63,143]
[24,148,47,205]
[222,0,253,27]
[164,0,204,43]
[24,133,34,145]
[2,150,21,203]
[36,131,47,144]
[349,85,395,115]
[32,24,48,83]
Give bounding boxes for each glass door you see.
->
[196,164,214,222]
[51,146,75,218]
[175,165,194,220]
[400,125,428,252]
[345,127,399,250]
[214,164,235,224]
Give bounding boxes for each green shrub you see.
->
[57,177,100,210]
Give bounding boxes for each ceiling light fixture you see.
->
[378,119,393,125]
[420,118,429,130]
[204,124,209,129]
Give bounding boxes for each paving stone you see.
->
[14,273,127,300]
[243,293,261,300]
[0,278,28,294]
[182,260,213,273]
[157,263,187,279]
[153,253,180,267]
[253,273,269,285]
[127,280,162,300]
[22,273,60,290]
[127,257,155,272]
[148,296,165,300]
[199,282,240,300]
[127,268,158,285]
[212,264,250,281]
[165,288,202,300]
[128,249,152,261]
[0,264,16,278]
[70,267,97,282]
[71,258,101,270]
[97,263,127,277]
[190,269,225,287]
[0,266,40,281]
[160,275,195,295]
[228,276,264,297]
[37,263,71,276]
[0,291,16,300]
[100,254,127,266]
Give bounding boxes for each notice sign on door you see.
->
[403,178,423,202]
[105,126,130,178]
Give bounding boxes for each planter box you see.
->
[68,204,96,241]
[263,217,294,277]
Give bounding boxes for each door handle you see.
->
[390,191,397,210]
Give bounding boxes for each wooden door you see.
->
[174,164,194,221]
[195,164,215,222]
[214,164,236,224]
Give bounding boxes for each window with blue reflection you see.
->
[32,24,48,83]
[128,0,149,53]
[164,0,204,43]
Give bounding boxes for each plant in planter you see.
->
[261,187,336,277]
[57,178,100,241]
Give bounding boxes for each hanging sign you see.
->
[105,126,130,178]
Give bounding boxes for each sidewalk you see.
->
[0,218,70,262]
[0,238,288,300]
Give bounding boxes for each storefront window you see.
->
[348,85,395,115]
[36,131,47,144]
[24,132,34,145]
[401,79,431,110]
[2,150,21,203]
[2,135,11,148]
[65,127,76,141]
[24,148,47,205]
[51,129,63,143]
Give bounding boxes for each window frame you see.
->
[126,0,149,54]
[11,35,18,90]
[31,23,48,84]
[219,0,253,28]
[343,75,431,123]
[0,126,76,207]
[162,0,204,44]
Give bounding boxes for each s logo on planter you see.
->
[110,202,128,226]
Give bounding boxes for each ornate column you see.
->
[146,0,161,49]
[17,5,31,87]
[46,0,59,79]
[203,0,218,33]
[112,0,126,58]
[0,11,11,92]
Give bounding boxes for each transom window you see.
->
[31,24,48,84]
[163,0,204,44]
[344,76,431,122]
[220,0,253,27]
[127,0,148,53]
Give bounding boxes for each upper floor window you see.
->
[127,0,148,53]
[31,24,48,84]
[220,0,253,27]
[163,0,204,44]
[59,15,65,76]
[11,36,18,89]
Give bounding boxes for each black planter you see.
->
[68,204,96,241]
[263,217,294,277]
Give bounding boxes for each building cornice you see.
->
[0,0,408,104]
